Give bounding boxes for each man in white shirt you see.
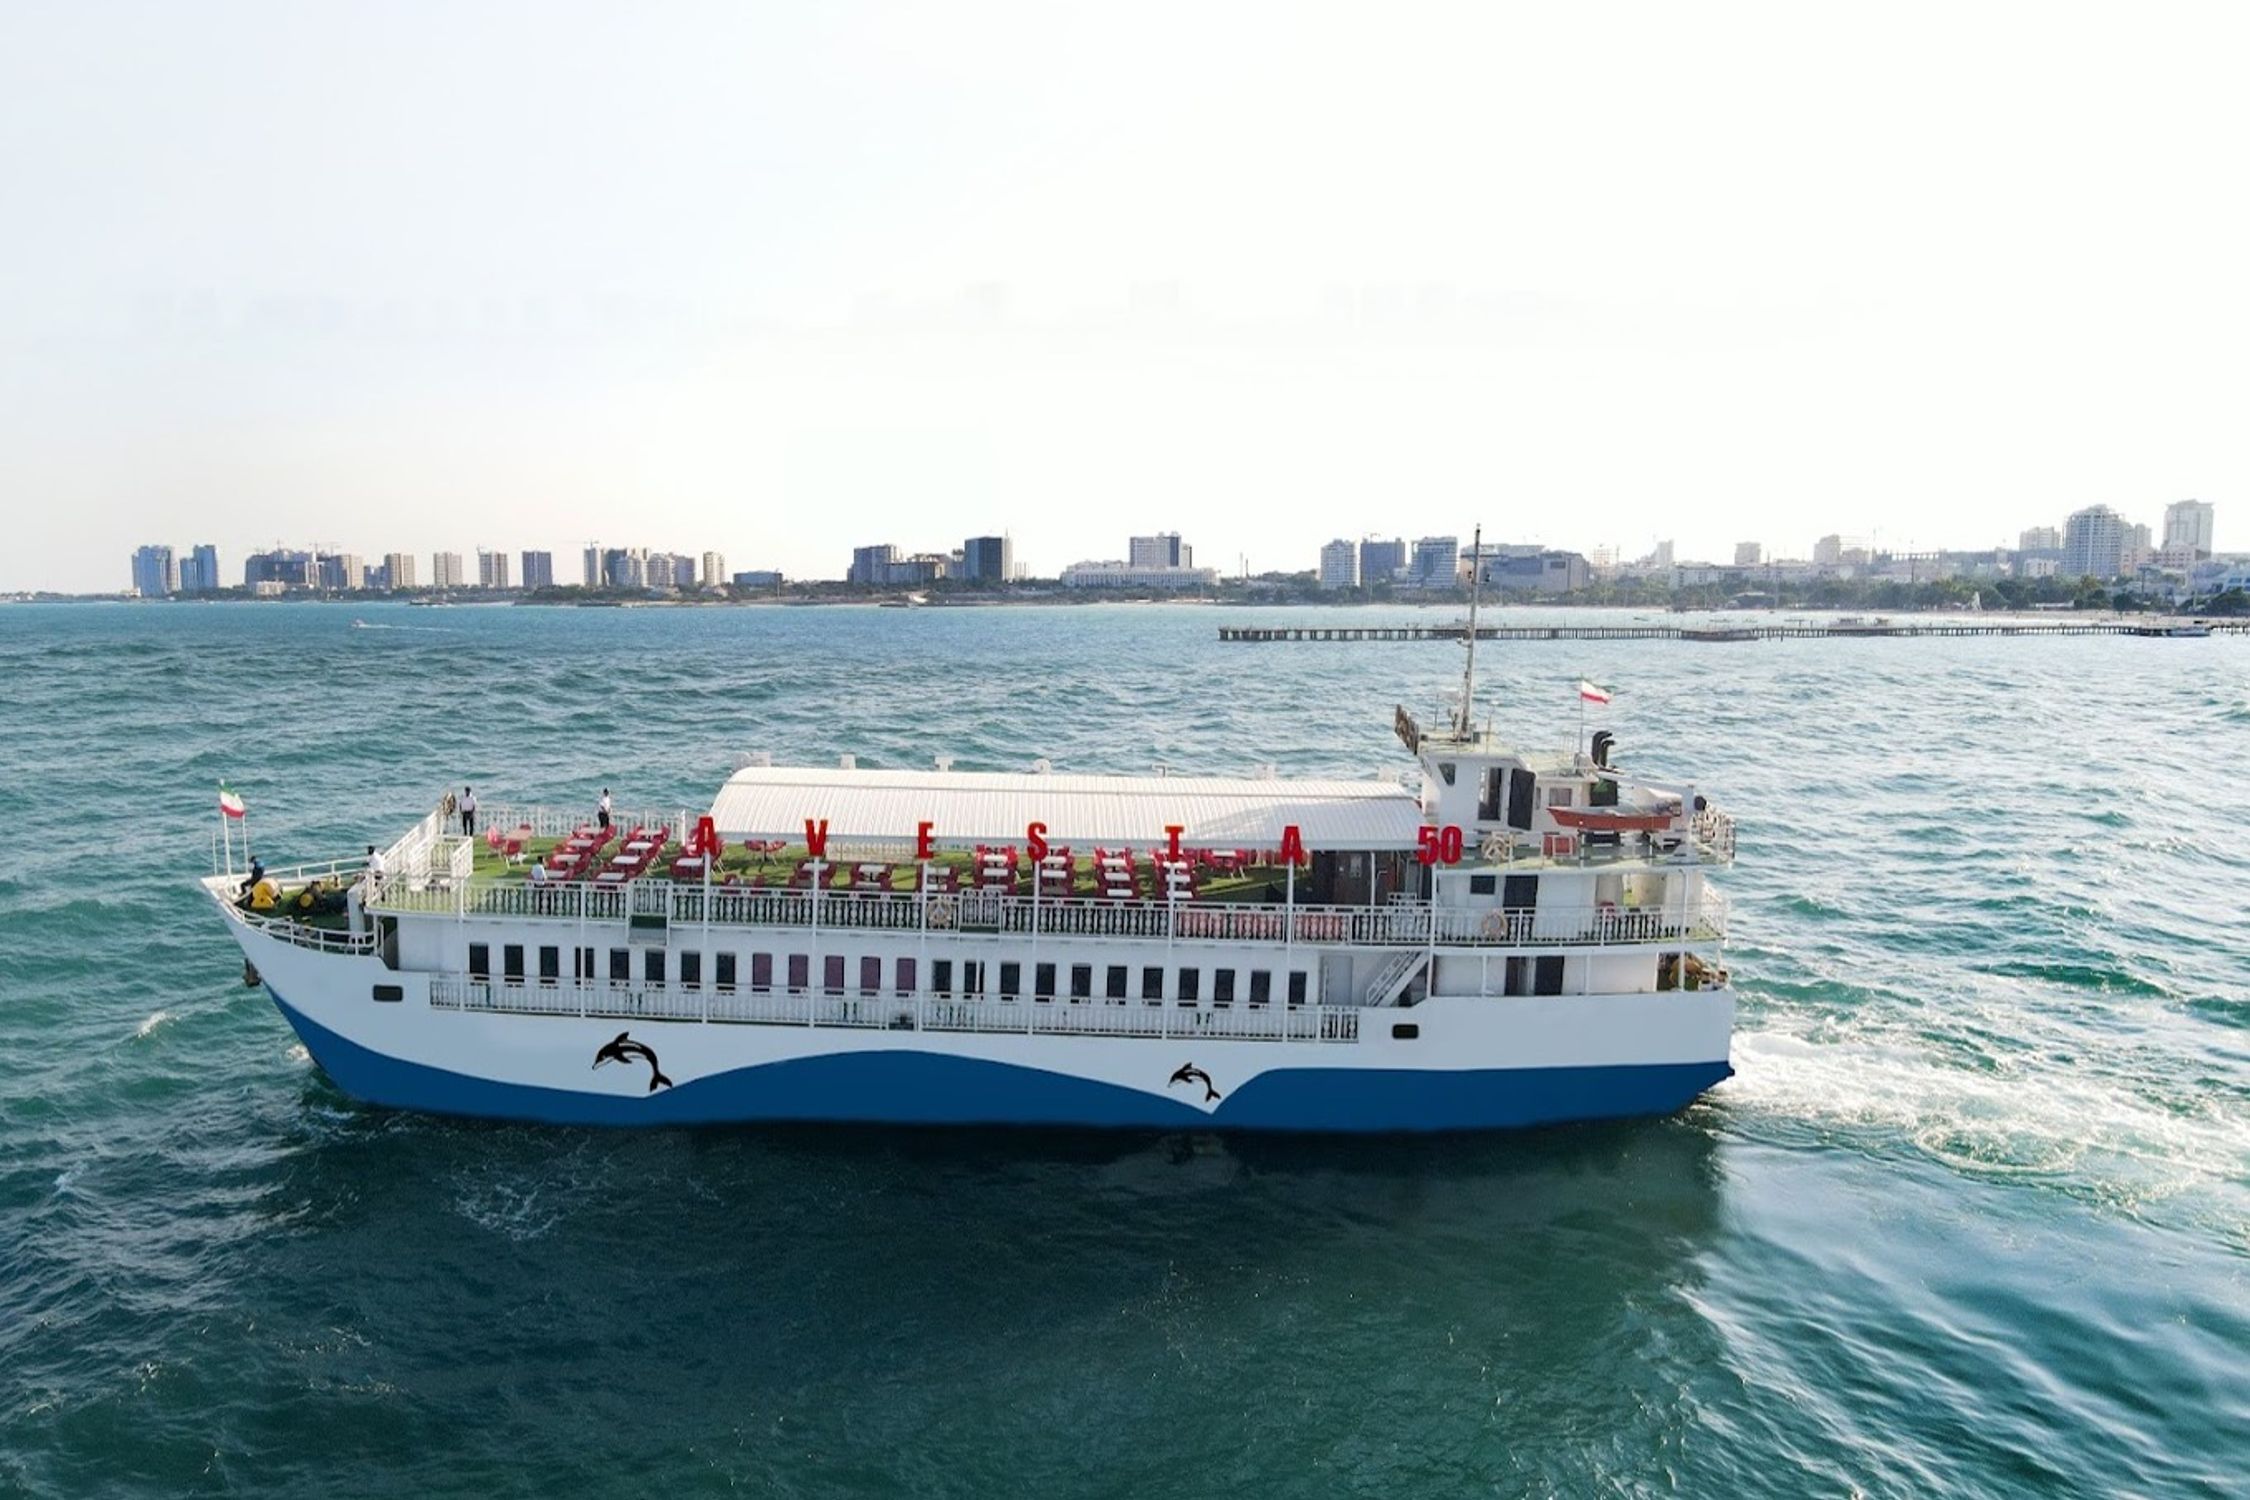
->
[598,788,613,832]
[459,785,479,836]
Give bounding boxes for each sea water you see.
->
[0,601,2244,1497]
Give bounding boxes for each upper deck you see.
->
[213,728,1734,965]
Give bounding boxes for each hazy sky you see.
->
[3,1,2243,591]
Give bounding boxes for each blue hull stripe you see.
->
[270,991,1731,1134]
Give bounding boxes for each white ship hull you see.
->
[226,918,1734,1133]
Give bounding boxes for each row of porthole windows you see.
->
[465,944,1313,1007]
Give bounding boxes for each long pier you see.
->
[1218,620,2246,643]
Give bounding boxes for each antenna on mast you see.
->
[1457,523,1482,739]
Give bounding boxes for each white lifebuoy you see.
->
[926,896,957,929]
[1479,909,1513,941]
[1478,831,1510,863]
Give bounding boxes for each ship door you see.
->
[1501,874,1539,914]
[1506,769,1538,830]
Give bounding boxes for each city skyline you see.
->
[99,491,2225,597]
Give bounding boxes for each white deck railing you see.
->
[429,976,1363,1043]
[369,880,1726,949]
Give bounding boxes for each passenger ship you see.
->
[202,656,1737,1132]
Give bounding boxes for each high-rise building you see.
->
[1129,533,1189,568]
[432,552,466,589]
[1359,536,1405,585]
[2018,525,2062,553]
[1812,535,1872,568]
[2060,504,2126,579]
[1407,536,1459,588]
[243,548,316,589]
[2123,522,2153,571]
[731,569,784,589]
[582,545,602,588]
[476,550,511,589]
[520,551,555,590]
[1734,541,1764,567]
[177,543,220,593]
[962,535,1014,583]
[1647,540,1676,570]
[384,551,417,590]
[1318,539,1358,589]
[601,547,648,590]
[670,554,698,590]
[2163,499,2215,556]
[700,552,725,589]
[318,553,364,590]
[849,544,898,585]
[130,545,177,597]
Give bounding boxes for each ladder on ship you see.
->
[1362,950,1428,1008]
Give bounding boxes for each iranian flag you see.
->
[1578,679,1612,706]
[218,784,248,820]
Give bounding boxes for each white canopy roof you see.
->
[708,766,1423,851]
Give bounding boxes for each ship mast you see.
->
[1457,523,1482,739]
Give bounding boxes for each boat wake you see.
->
[1725,1023,2250,1236]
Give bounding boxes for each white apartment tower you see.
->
[1318,538,1359,589]
[2163,500,2215,556]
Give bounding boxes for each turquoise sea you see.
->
[1,601,2244,1498]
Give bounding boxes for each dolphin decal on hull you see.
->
[1167,1062,1221,1104]
[593,1032,673,1092]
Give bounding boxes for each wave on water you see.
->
[1724,1023,2250,1228]
[132,1010,173,1040]
[1974,960,2172,997]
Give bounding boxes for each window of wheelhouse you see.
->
[999,962,1022,1000]
[1287,971,1308,1007]
[609,948,630,983]
[1478,766,1504,822]
[1178,967,1200,1004]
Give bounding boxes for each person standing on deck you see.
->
[365,843,386,892]
[597,788,613,832]
[459,786,478,836]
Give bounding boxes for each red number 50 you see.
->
[1417,825,1465,865]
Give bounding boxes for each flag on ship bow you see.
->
[218,783,247,819]
[1577,679,1612,706]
